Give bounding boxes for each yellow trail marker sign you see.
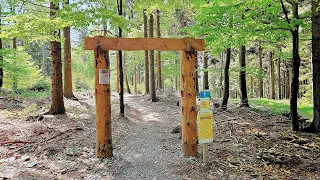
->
[197,111,214,144]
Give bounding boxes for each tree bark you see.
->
[49,2,65,114]
[219,51,224,97]
[134,64,137,94]
[239,46,249,107]
[289,2,301,131]
[285,60,290,99]
[220,48,231,110]
[63,0,75,99]
[123,53,131,94]
[143,9,149,94]
[149,14,157,102]
[118,0,124,115]
[258,41,263,98]
[269,52,275,100]
[311,0,320,132]
[203,51,209,90]
[116,51,120,93]
[278,55,282,99]
[156,9,162,89]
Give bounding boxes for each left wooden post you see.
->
[94,46,112,158]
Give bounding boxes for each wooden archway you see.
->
[84,36,205,158]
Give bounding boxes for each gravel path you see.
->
[109,94,184,179]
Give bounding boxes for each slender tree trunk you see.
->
[49,2,65,114]
[278,56,282,99]
[220,48,231,110]
[123,53,131,94]
[12,37,17,91]
[269,52,275,100]
[149,13,156,101]
[290,2,301,131]
[116,51,120,93]
[219,51,224,97]
[239,46,249,107]
[143,9,149,94]
[156,9,162,89]
[134,64,137,94]
[63,0,75,99]
[250,76,254,98]
[311,0,320,132]
[203,51,209,90]
[285,60,290,99]
[258,41,263,98]
[118,0,124,115]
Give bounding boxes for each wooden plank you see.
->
[84,37,205,51]
[94,47,113,158]
[181,50,198,157]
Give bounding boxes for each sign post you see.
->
[198,90,214,163]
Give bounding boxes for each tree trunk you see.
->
[278,55,282,99]
[220,48,231,110]
[123,53,131,94]
[311,0,320,132]
[258,41,263,98]
[116,51,120,93]
[269,52,275,100]
[63,0,75,99]
[156,9,162,89]
[134,64,137,94]
[290,2,301,131]
[12,37,17,91]
[118,0,124,115]
[219,51,224,97]
[285,60,290,99]
[49,2,65,114]
[250,76,254,98]
[149,14,157,101]
[143,9,149,94]
[203,51,209,90]
[239,46,249,107]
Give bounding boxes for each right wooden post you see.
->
[181,50,198,157]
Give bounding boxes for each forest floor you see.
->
[0,90,320,179]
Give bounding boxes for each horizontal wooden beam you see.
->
[84,37,205,51]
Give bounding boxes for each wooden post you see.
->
[203,144,207,163]
[94,46,112,158]
[181,50,198,157]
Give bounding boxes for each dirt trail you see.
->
[1,92,320,179]
[108,94,184,179]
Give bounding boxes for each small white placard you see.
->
[99,69,110,84]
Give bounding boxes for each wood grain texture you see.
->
[181,50,198,157]
[94,47,112,158]
[85,37,205,51]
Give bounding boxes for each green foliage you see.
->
[1,47,42,90]
[72,46,95,91]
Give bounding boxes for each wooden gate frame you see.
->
[84,36,205,158]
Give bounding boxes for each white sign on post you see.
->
[99,69,110,85]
